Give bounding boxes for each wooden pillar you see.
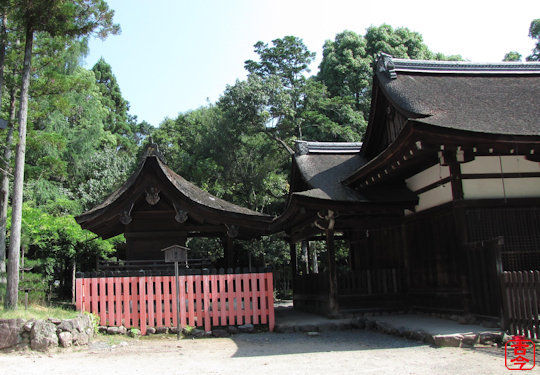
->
[449,160,464,200]
[326,228,339,316]
[454,205,470,312]
[223,236,234,269]
[289,242,297,274]
[301,240,309,274]
[311,242,318,274]
[289,242,297,307]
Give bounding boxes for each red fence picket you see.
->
[75,272,275,335]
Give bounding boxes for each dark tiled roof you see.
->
[376,54,540,136]
[294,152,365,202]
[291,141,416,204]
[157,158,269,218]
[77,145,271,225]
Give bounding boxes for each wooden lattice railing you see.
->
[501,270,540,339]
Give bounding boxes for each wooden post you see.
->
[223,237,234,269]
[311,242,319,274]
[289,242,297,293]
[174,261,180,340]
[326,228,339,316]
[302,240,309,274]
[71,261,76,304]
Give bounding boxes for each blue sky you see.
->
[84,0,540,127]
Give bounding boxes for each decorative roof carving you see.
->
[145,187,160,205]
[377,53,397,79]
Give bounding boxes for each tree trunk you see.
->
[5,26,33,309]
[0,11,7,274]
[0,85,17,275]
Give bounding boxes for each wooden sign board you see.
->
[162,245,189,264]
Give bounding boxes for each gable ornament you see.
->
[145,187,160,205]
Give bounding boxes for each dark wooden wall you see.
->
[404,208,465,312]
[465,206,540,271]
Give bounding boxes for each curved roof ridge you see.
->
[295,140,362,155]
[154,156,271,218]
[377,53,540,80]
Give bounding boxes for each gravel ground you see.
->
[0,330,517,375]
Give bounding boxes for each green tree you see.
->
[504,51,522,61]
[318,30,371,111]
[300,78,364,142]
[92,58,136,150]
[5,0,119,309]
[317,26,461,139]
[527,19,540,61]
[73,147,135,212]
[364,24,434,60]
[244,36,315,140]
[9,203,116,299]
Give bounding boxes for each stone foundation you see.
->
[0,314,95,352]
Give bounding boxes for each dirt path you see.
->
[0,330,515,374]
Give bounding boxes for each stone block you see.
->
[479,332,502,345]
[0,319,24,349]
[155,327,169,334]
[433,334,464,347]
[238,324,255,333]
[461,334,478,347]
[30,320,59,351]
[58,332,73,348]
[23,320,35,332]
[191,328,205,338]
[48,317,62,325]
[72,332,89,346]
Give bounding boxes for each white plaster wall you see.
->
[463,178,540,199]
[405,163,450,192]
[415,183,453,212]
[460,155,540,174]
[462,179,505,199]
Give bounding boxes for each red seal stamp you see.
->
[505,336,536,370]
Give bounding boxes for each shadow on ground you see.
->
[230,329,425,358]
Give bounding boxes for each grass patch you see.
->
[0,303,80,320]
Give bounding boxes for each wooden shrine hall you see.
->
[76,143,273,269]
[273,55,540,318]
[76,55,540,324]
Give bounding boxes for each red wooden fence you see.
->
[75,272,275,335]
